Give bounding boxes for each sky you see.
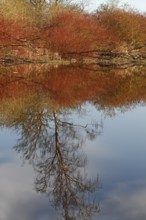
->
[81,0,146,13]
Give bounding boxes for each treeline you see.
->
[0,0,146,60]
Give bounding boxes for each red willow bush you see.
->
[0,1,146,57]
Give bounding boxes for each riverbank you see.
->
[0,56,72,65]
[0,50,146,68]
[78,47,146,67]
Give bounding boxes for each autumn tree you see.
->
[96,1,146,51]
[0,0,37,47]
[40,9,111,56]
[0,0,146,60]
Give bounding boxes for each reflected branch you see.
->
[12,107,101,219]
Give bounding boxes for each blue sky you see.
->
[83,0,146,12]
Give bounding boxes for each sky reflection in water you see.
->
[0,65,146,219]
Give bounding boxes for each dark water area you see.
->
[0,64,146,220]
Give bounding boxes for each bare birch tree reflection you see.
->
[11,105,102,219]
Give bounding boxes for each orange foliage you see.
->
[0,16,40,57]
[0,4,146,58]
[97,9,146,48]
[41,11,111,54]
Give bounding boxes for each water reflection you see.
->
[0,64,146,219]
[14,108,101,219]
[0,64,146,110]
[0,81,102,219]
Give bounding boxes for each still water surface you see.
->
[0,64,146,220]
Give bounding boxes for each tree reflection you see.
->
[12,105,102,219]
[2,64,146,218]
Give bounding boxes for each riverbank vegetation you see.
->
[0,0,146,65]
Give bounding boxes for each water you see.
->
[0,64,146,220]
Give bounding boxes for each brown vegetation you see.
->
[0,0,146,62]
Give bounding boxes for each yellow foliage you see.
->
[0,0,35,22]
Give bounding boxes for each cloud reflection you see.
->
[100,180,146,220]
[0,163,53,220]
